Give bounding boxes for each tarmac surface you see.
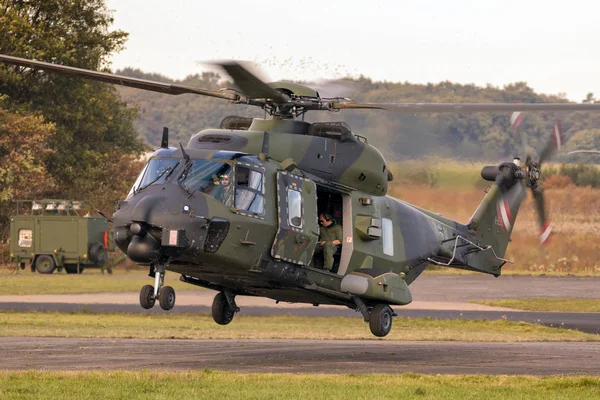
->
[2,274,599,333]
[2,274,600,375]
[3,337,600,375]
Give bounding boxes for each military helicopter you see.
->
[3,54,600,337]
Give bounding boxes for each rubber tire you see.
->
[212,292,234,325]
[64,265,84,274]
[159,286,176,311]
[35,255,56,274]
[369,304,393,337]
[89,242,108,266]
[139,284,156,309]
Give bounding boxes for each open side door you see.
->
[271,171,319,266]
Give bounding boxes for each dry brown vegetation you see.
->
[390,184,600,274]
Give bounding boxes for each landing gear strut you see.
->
[211,290,240,325]
[139,263,176,311]
[353,297,394,337]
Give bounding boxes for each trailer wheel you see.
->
[89,243,108,266]
[64,264,85,274]
[35,255,56,274]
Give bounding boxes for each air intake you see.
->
[220,116,253,130]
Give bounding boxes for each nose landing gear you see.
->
[139,263,176,311]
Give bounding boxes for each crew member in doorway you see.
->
[318,212,343,271]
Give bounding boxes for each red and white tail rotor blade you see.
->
[539,220,552,245]
[538,121,564,165]
[510,112,524,132]
[496,183,526,233]
[531,186,552,245]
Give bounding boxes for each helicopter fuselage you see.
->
[113,118,500,309]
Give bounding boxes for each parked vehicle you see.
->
[9,200,114,274]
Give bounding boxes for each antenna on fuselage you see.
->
[179,142,190,163]
[161,127,169,148]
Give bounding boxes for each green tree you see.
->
[0,0,145,190]
[0,97,56,237]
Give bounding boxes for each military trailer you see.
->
[10,200,114,273]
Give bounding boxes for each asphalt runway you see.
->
[3,302,600,334]
[2,274,600,375]
[2,274,600,333]
[3,337,600,375]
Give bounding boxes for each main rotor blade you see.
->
[0,54,238,100]
[568,150,600,155]
[215,61,288,103]
[330,102,600,113]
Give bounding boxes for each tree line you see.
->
[1,0,600,242]
[116,70,600,163]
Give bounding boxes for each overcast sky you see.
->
[105,0,600,102]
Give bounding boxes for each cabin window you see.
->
[235,166,265,215]
[287,188,303,228]
[382,218,394,256]
[18,229,33,248]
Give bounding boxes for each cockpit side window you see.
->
[179,160,233,206]
[234,165,265,215]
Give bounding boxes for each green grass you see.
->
[1,371,600,400]
[0,270,191,295]
[473,298,600,313]
[1,268,597,297]
[0,311,598,341]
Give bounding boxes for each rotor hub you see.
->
[527,162,541,187]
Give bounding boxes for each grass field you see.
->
[473,298,600,313]
[1,371,599,400]
[388,160,600,275]
[0,311,597,342]
[0,270,191,295]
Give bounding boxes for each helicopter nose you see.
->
[113,189,220,261]
[120,196,169,263]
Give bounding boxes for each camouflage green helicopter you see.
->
[3,54,600,337]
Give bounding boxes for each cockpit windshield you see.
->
[178,160,233,205]
[128,157,179,198]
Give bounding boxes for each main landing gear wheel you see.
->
[369,304,393,337]
[159,286,176,311]
[140,284,156,309]
[212,292,236,325]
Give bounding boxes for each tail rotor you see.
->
[487,115,565,245]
